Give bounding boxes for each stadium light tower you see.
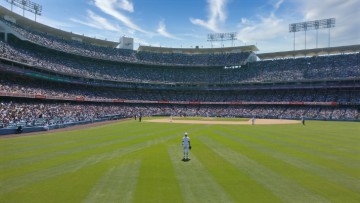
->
[5,0,42,21]
[207,32,237,48]
[289,18,335,50]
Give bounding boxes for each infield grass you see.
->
[0,118,359,203]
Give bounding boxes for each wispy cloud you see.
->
[190,0,228,32]
[237,0,287,43]
[93,0,149,34]
[117,0,134,12]
[69,10,121,32]
[237,0,360,52]
[296,0,360,45]
[274,0,284,10]
[235,1,291,52]
[237,13,285,43]
[156,20,181,40]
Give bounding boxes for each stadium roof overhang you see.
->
[257,44,360,60]
[137,45,259,54]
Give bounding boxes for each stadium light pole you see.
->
[5,0,42,21]
[207,32,237,48]
[304,22,307,50]
[10,0,14,11]
[327,18,335,48]
[289,18,335,50]
[21,0,26,16]
[293,32,295,51]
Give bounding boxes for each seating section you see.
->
[1,18,250,66]
[1,40,359,84]
[0,17,359,127]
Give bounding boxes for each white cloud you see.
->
[190,0,228,32]
[70,10,121,32]
[274,0,284,10]
[296,0,360,46]
[236,0,360,52]
[117,0,134,13]
[156,20,181,40]
[237,13,286,44]
[93,0,149,34]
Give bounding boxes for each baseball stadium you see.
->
[0,2,359,203]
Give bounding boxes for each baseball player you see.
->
[182,132,191,161]
[301,116,305,125]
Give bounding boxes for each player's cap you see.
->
[185,132,188,135]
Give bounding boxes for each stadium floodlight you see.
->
[207,32,237,48]
[289,18,335,50]
[5,0,42,21]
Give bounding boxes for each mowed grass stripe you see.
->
[0,123,187,180]
[235,126,360,177]
[0,155,124,203]
[83,160,141,203]
[1,119,358,203]
[192,131,282,202]
[0,124,190,195]
[0,120,155,158]
[0,120,134,151]
[199,135,330,203]
[253,124,360,157]
[239,124,359,170]
[300,121,360,142]
[224,125,360,180]
[216,127,360,200]
[0,122,172,170]
[133,144,183,203]
[168,144,234,203]
[0,132,147,181]
[287,127,360,150]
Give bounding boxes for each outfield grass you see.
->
[0,119,359,203]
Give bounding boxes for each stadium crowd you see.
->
[1,100,358,128]
[1,40,359,84]
[0,18,359,130]
[1,18,250,66]
[0,101,131,128]
[1,75,360,103]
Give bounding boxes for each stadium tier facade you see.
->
[0,6,359,134]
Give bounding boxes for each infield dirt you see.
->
[146,118,300,125]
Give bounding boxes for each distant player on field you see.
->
[182,132,191,161]
[301,116,305,125]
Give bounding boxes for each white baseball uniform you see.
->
[182,135,190,159]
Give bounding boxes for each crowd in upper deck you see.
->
[1,18,250,66]
[1,40,359,84]
[1,75,360,103]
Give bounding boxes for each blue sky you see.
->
[1,0,359,53]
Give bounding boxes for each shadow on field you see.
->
[181,158,191,162]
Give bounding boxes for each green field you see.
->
[0,118,359,203]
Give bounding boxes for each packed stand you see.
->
[1,75,360,103]
[135,51,250,66]
[1,18,137,63]
[1,101,359,128]
[1,18,251,66]
[1,38,360,85]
